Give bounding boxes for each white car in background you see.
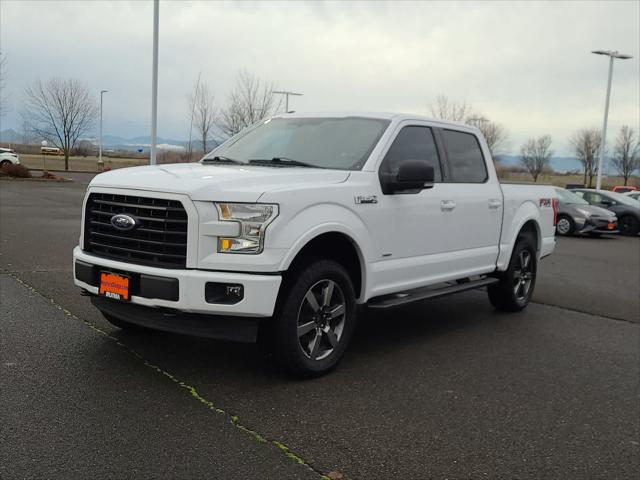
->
[0,148,20,167]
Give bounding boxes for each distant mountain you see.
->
[0,129,20,144]
[0,129,220,152]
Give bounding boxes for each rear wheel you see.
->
[555,215,574,236]
[488,235,537,312]
[272,259,357,377]
[619,215,640,236]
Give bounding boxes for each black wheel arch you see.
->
[284,232,364,301]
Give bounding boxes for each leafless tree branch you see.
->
[219,70,276,137]
[611,126,639,186]
[189,81,218,156]
[429,95,508,157]
[519,135,553,182]
[571,128,602,188]
[429,94,473,122]
[23,78,98,170]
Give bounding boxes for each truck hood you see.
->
[89,163,350,202]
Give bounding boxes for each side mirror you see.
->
[600,199,613,206]
[381,160,434,194]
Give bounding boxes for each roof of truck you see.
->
[273,111,476,130]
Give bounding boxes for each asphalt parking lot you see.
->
[1,174,639,479]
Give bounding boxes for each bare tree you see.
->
[219,70,277,137]
[0,52,9,118]
[429,94,473,122]
[519,135,553,182]
[23,78,98,170]
[189,82,217,156]
[466,115,509,157]
[428,96,508,156]
[611,126,639,186]
[571,128,602,188]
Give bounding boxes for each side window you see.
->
[381,126,442,181]
[442,129,488,183]
[580,192,594,203]
[584,192,603,204]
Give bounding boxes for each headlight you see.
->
[215,203,278,254]
[576,208,592,218]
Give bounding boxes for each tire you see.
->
[0,160,11,168]
[555,215,574,236]
[271,258,357,377]
[618,215,640,236]
[488,235,537,312]
[100,310,149,332]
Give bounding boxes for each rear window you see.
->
[442,130,487,183]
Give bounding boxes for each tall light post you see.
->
[150,0,159,165]
[591,50,632,190]
[273,90,303,113]
[98,89,108,171]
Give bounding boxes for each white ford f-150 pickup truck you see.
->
[73,112,557,376]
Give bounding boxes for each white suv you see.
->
[0,148,20,167]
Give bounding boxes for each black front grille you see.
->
[84,193,188,268]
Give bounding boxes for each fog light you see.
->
[205,282,244,304]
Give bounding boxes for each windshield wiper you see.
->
[248,157,323,168]
[202,155,244,164]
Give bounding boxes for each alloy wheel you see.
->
[513,249,533,301]
[296,279,346,361]
[556,218,571,235]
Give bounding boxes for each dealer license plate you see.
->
[99,272,130,301]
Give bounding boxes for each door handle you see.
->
[488,199,502,209]
[441,200,456,211]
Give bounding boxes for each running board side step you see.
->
[367,277,499,310]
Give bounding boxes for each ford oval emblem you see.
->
[110,214,138,231]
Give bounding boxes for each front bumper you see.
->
[576,216,618,234]
[73,246,282,317]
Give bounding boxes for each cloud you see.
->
[1,0,638,155]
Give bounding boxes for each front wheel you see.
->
[555,215,574,236]
[0,160,11,168]
[619,215,640,236]
[488,236,537,312]
[272,259,357,377]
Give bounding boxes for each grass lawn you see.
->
[499,171,639,189]
[18,153,146,172]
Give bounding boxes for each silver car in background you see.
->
[555,188,617,236]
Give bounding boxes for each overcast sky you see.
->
[1,0,638,155]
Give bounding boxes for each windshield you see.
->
[555,188,589,205]
[203,117,390,170]
[604,190,640,207]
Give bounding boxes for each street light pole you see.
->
[273,90,303,113]
[150,0,159,165]
[98,89,108,171]
[591,50,632,190]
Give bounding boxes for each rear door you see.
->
[434,127,503,272]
